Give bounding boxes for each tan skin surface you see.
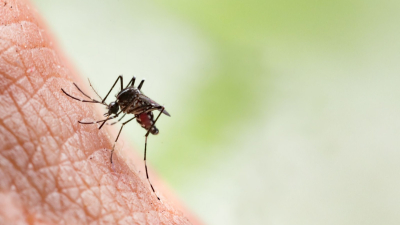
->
[0,0,195,224]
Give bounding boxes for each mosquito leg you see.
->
[72,83,101,102]
[143,107,165,201]
[145,107,164,137]
[78,115,117,125]
[61,88,104,104]
[138,79,145,90]
[110,116,136,164]
[110,113,127,125]
[99,119,121,126]
[126,76,136,88]
[143,135,160,200]
[102,75,123,103]
[118,113,127,121]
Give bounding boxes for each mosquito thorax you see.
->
[116,87,141,103]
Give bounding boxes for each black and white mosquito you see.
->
[61,75,170,200]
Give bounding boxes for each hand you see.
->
[0,0,196,224]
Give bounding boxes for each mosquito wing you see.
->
[137,94,171,116]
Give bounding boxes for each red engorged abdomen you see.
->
[139,113,151,129]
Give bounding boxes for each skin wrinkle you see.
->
[32,87,64,144]
[7,87,34,141]
[71,167,100,213]
[0,38,12,52]
[0,48,56,111]
[12,99,48,172]
[0,113,19,149]
[58,172,88,211]
[74,161,103,220]
[0,0,193,224]
[0,13,70,211]
[16,76,35,104]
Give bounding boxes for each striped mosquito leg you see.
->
[61,88,103,104]
[78,115,117,125]
[143,107,165,201]
[144,135,160,200]
[110,116,136,164]
[110,113,127,125]
[102,75,123,104]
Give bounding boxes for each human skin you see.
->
[0,0,196,224]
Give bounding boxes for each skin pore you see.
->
[0,0,196,224]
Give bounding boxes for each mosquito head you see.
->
[105,101,119,116]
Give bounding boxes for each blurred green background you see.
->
[33,0,400,224]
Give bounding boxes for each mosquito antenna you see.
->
[87,78,103,100]
[98,105,128,130]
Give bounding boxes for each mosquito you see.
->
[61,75,170,200]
